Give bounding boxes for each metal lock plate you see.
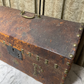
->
[7,45,23,60]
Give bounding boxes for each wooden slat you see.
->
[41,0,44,15]
[36,0,40,15]
[2,0,10,7]
[44,0,64,19]
[19,0,35,13]
[0,0,3,6]
[63,0,84,23]
[10,0,35,13]
[10,0,18,9]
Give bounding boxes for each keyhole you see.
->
[18,54,20,58]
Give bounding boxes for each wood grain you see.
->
[0,41,70,84]
[44,0,64,19]
[63,0,84,23]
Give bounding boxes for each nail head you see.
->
[70,54,73,58]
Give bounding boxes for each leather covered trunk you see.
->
[0,6,84,84]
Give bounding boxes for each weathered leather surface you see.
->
[0,6,83,84]
[0,6,83,59]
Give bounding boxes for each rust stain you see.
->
[0,32,9,38]
[73,48,76,51]
[1,20,3,22]
[60,22,63,24]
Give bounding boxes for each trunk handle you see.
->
[20,0,41,19]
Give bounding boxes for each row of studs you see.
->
[27,51,72,68]
[60,25,84,84]
[3,41,59,69]
[2,41,70,84]
[26,50,71,76]
[26,51,59,69]
[2,40,72,79]
[2,26,83,84]
[69,27,83,58]
[2,42,71,84]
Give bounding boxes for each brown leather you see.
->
[0,6,83,84]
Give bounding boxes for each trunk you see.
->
[0,6,84,84]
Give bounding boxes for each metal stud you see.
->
[33,72,37,76]
[70,54,73,58]
[33,64,37,76]
[39,66,41,69]
[9,43,12,46]
[3,41,6,45]
[21,49,24,54]
[38,71,41,73]
[34,64,37,67]
[13,60,19,65]
[64,69,68,74]
[36,55,39,61]
[45,59,48,64]
[54,64,58,69]
[34,66,37,69]
[33,63,35,66]
[41,69,43,72]
[79,28,83,30]
[73,44,77,47]
[62,77,65,80]
[77,34,80,37]
[34,66,37,70]
[66,62,70,66]
[28,52,31,57]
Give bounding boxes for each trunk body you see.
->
[0,6,83,84]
